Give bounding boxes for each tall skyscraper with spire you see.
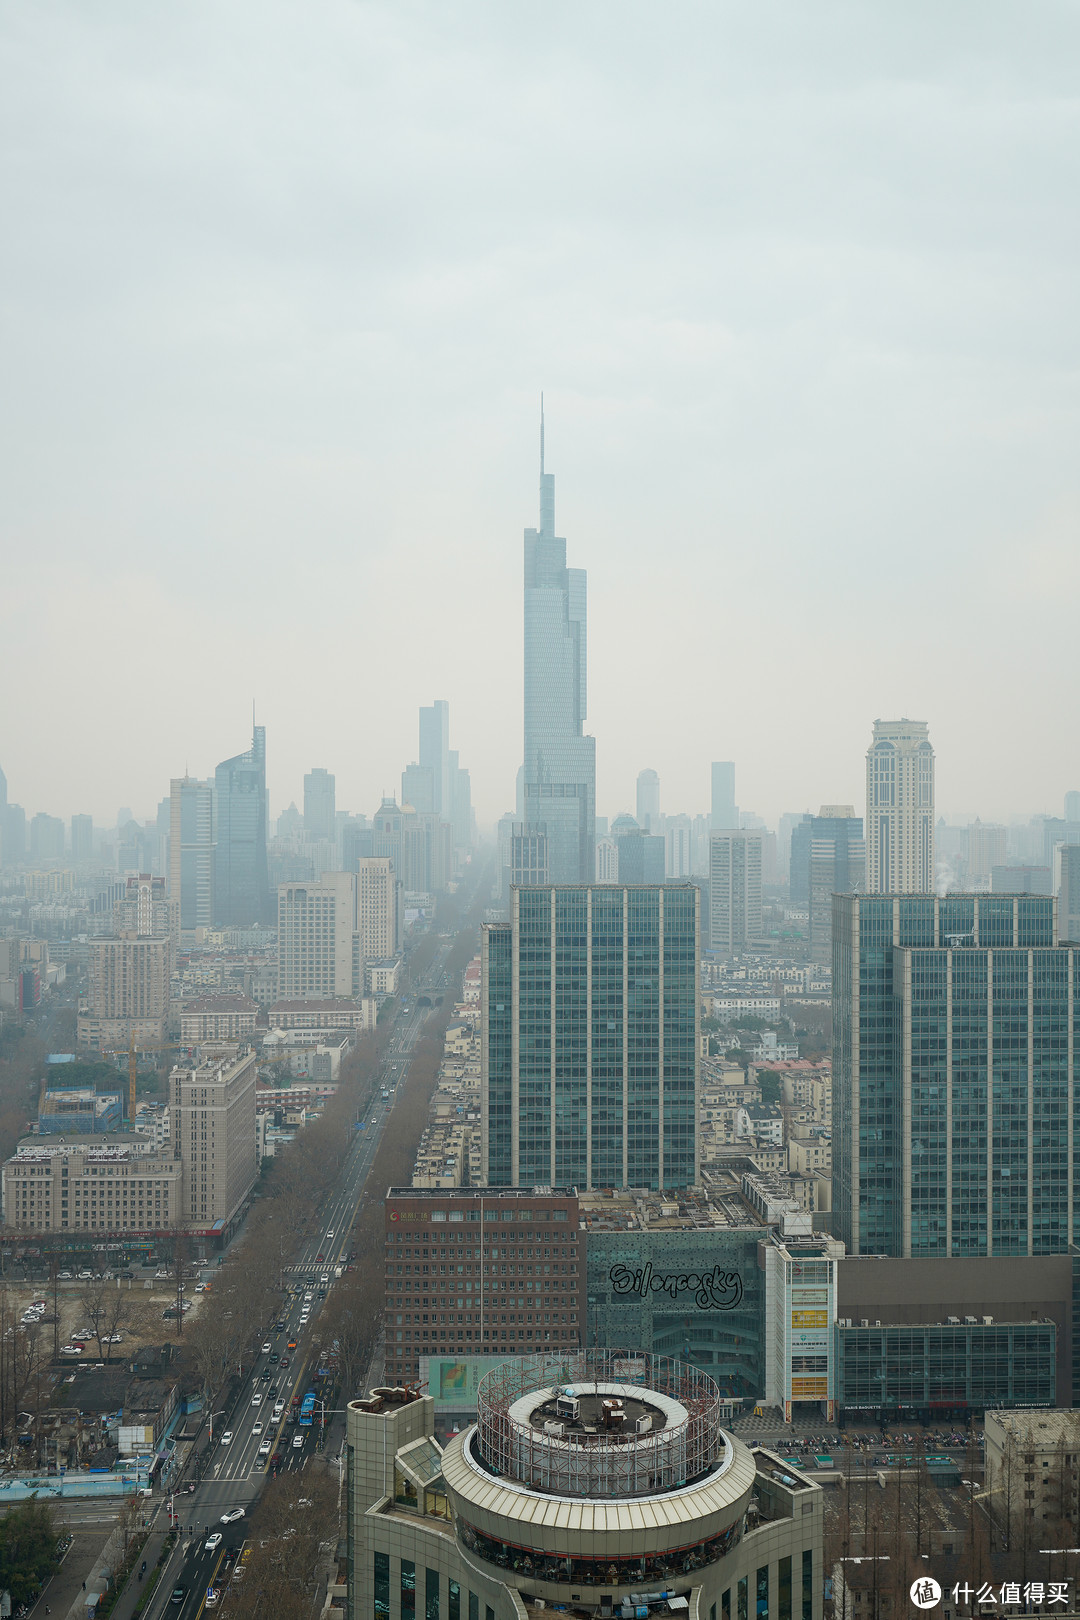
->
[521,401,596,884]
[214,721,271,925]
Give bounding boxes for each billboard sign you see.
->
[419,1355,518,1413]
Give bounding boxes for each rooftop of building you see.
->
[987,1408,1080,1444]
[386,1185,578,1202]
[579,1182,760,1232]
[11,1132,176,1162]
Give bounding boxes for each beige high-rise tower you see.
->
[865,718,935,893]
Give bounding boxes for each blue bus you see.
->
[299,1392,316,1427]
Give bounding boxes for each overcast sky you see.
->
[2,1,1078,833]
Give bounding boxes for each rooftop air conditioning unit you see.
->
[982,1316,994,1326]
[860,1319,869,1328]
[947,1316,960,1325]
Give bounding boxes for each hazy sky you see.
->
[3,2,1078,833]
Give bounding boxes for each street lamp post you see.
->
[208,1408,227,1442]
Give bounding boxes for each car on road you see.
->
[58,1270,72,1279]
[280,1357,290,1369]
[262,1341,272,1353]
[220,1507,245,1523]
[219,1431,233,1446]
[292,1433,304,1448]
[258,1439,272,1458]
[269,1352,279,1363]
[205,1590,221,1609]
[205,1531,223,1551]
[317,1289,326,1299]
[287,1339,297,1349]
[170,1585,188,1605]
[252,1423,263,1435]
[275,1320,286,1330]
[273,1401,285,1418]
[251,1392,262,1405]
[319,1273,329,1285]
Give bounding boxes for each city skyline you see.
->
[3,5,1078,830]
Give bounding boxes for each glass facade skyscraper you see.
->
[521,410,596,885]
[214,723,271,926]
[482,883,699,1191]
[834,892,1074,1258]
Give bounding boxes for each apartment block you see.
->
[170,1045,257,1234]
[78,932,171,1049]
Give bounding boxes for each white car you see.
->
[299,1313,310,1326]
[220,1507,245,1524]
[220,1431,233,1446]
[303,1292,313,1303]
[261,1341,272,1353]
[292,1433,304,1449]
[319,1274,329,1285]
[258,1439,272,1458]
[326,1230,335,1239]
[204,1532,222,1552]
[251,1392,262,1406]
[252,1423,263,1435]
[273,1402,285,1419]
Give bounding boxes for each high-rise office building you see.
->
[170,1044,257,1234]
[615,825,665,884]
[521,408,596,884]
[1067,791,1080,823]
[482,884,699,1190]
[169,776,215,939]
[964,819,1007,883]
[303,768,336,843]
[636,768,660,831]
[789,808,864,962]
[214,723,271,926]
[865,718,935,893]
[1,800,26,867]
[708,830,763,955]
[664,814,693,878]
[356,857,399,959]
[30,813,65,862]
[70,814,94,865]
[1059,845,1080,943]
[834,891,1075,1258]
[419,699,451,819]
[401,762,435,814]
[447,748,473,849]
[710,762,737,830]
[277,872,361,1001]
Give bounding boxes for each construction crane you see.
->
[100,1037,188,1124]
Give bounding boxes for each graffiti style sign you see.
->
[609,1262,743,1310]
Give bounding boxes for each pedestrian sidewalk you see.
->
[105,1510,174,1620]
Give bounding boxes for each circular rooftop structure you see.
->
[441,1351,755,1598]
[477,1349,723,1498]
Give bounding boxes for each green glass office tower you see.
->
[483,884,699,1190]
[834,892,1073,1258]
[214,723,271,926]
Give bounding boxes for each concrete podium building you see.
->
[347,1350,822,1620]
